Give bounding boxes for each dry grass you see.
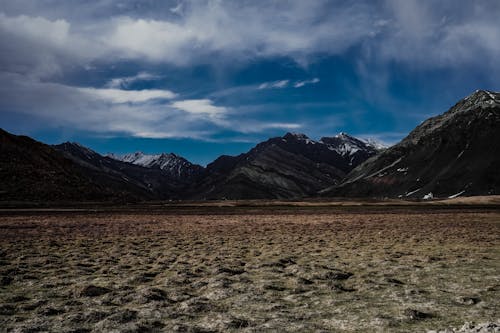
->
[0,207,499,332]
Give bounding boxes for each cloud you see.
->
[256,122,301,130]
[224,121,302,135]
[0,1,499,143]
[0,1,381,71]
[79,87,177,103]
[0,71,300,140]
[171,99,227,116]
[0,13,70,46]
[372,0,500,68]
[258,78,320,90]
[1,1,499,76]
[106,72,161,89]
[258,80,290,90]
[0,72,215,139]
[293,78,320,88]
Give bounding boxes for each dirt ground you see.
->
[0,205,499,332]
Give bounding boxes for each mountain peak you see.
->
[108,151,203,179]
[455,89,500,113]
[55,141,99,158]
[335,132,351,138]
[283,132,310,140]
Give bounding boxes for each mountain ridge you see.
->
[106,151,204,182]
[191,132,384,199]
[321,89,500,198]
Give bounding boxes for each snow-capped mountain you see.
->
[107,152,203,181]
[321,132,385,155]
[320,132,386,167]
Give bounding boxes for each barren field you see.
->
[0,205,499,332]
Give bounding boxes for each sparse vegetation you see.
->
[0,205,498,332]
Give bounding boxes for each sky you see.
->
[0,0,499,165]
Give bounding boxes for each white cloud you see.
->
[258,80,290,90]
[0,72,214,139]
[373,0,500,68]
[258,78,320,90]
[79,87,177,103]
[2,1,499,74]
[294,78,320,88]
[227,121,302,134]
[0,71,306,140]
[0,13,70,46]
[0,1,381,69]
[171,99,227,116]
[258,123,301,130]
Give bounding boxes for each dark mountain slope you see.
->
[0,129,141,202]
[54,143,187,199]
[321,90,500,198]
[191,132,380,200]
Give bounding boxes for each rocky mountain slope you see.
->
[54,143,189,199]
[192,132,382,199]
[107,152,203,182]
[322,90,500,198]
[0,130,145,202]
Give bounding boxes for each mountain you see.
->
[107,152,203,182]
[54,143,190,199]
[191,132,382,199]
[319,132,385,168]
[0,129,143,202]
[321,90,500,198]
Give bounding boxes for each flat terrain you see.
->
[0,203,499,332]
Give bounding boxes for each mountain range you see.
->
[1,89,499,203]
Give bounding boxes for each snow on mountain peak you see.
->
[107,151,202,178]
[363,138,388,150]
[320,132,385,158]
[457,90,500,113]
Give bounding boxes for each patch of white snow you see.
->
[448,190,465,199]
[423,192,434,200]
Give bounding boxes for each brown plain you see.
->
[0,201,499,332]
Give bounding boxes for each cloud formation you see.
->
[106,72,161,89]
[294,78,320,88]
[258,80,290,90]
[0,0,498,143]
[1,1,499,74]
[80,88,177,104]
[171,99,227,116]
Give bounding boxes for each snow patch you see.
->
[448,190,465,199]
[365,157,402,179]
[423,192,434,200]
[405,188,421,197]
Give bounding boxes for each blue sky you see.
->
[0,0,499,165]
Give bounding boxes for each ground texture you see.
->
[0,206,499,332]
